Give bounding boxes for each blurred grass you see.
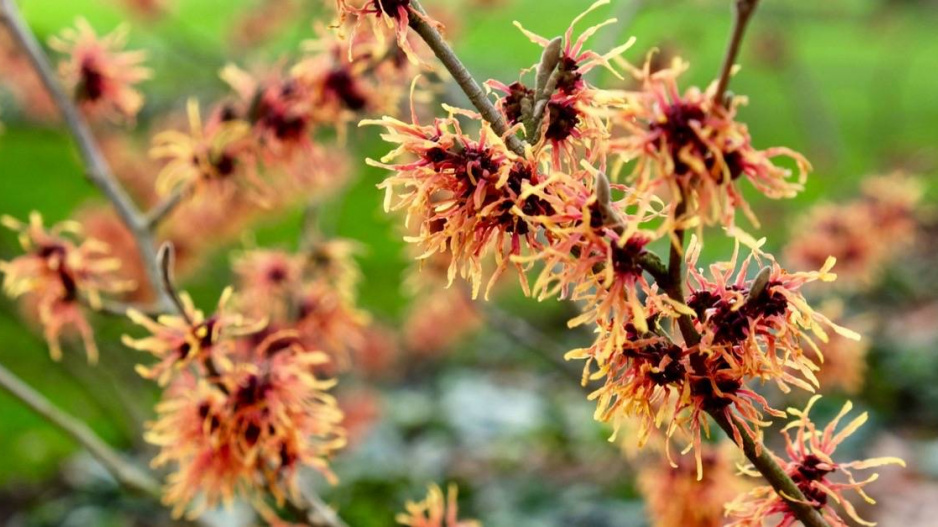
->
[0,0,935,494]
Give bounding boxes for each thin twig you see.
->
[714,0,761,105]
[407,0,527,156]
[482,304,583,384]
[0,0,172,312]
[145,188,188,230]
[712,412,831,527]
[156,243,191,322]
[284,489,349,527]
[0,361,162,498]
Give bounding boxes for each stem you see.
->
[713,0,761,105]
[0,0,172,312]
[407,0,527,156]
[145,187,188,230]
[156,244,191,322]
[0,361,162,498]
[712,412,831,527]
[284,489,349,527]
[665,200,701,348]
[483,303,582,383]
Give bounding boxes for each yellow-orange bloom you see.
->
[366,109,551,298]
[397,484,480,527]
[611,56,809,228]
[122,287,265,385]
[336,0,435,65]
[502,0,632,169]
[639,442,745,527]
[0,212,130,362]
[146,331,346,519]
[785,173,922,291]
[726,396,905,527]
[150,99,257,199]
[49,18,150,122]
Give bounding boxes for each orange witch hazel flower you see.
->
[726,396,905,527]
[49,18,150,122]
[639,442,745,527]
[494,0,632,168]
[146,332,345,518]
[611,56,809,228]
[365,106,553,298]
[676,234,860,463]
[397,484,480,527]
[220,64,315,163]
[336,0,432,65]
[122,287,265,385]
[784,172,922,290]
[150,99,260,200]
[0,212,131,362]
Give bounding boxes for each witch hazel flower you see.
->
[294,25,421,132]
[610,56,810,228]
[492,0,632,169]
[150,99,261,200]
[220,64,316,163]
[726,396,905,527]
[122,287,265,385]
[520,170,675,335]
[49,18,150,123]
[0,212,131,362]
[365,106,552,298]
[147,332,345,518]
[685,233,860,391]
[397,484,480,527]
[639,441,746,527]
[336,0,436,65]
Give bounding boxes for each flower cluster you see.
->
[397,484,480,527]
[231,240,369,370]
[49,18,150,122]
[369,1,841,480]
[491,0,632,169]
[785,172,922,290]
[150,17,423,207]
[0,212,131,362]
[125,289,347,519]
[726,396,905,526]
[638,441,745,527]
[610,56,809,228]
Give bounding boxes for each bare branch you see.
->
[145,187,188,230]
[0,361,161,498]
[712,411,831,527]
[714,0,762,105]
[407,0,527,156]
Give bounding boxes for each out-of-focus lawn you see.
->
[0,0,936,518]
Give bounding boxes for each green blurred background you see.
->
[1,0,937,525]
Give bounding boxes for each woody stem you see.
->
[407,0,527,156]
[714,0,761,105]
[0,361,161,498]
[712,412,831,527]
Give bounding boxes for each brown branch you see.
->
[0,0,173,312]
[407,0,527,156]
[482,303,583,383]
[145,187,188,230]
[283,489,349,527]
[714,0,762,105]
[712,412,831,527]
[0,361,162,498]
